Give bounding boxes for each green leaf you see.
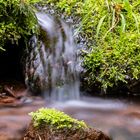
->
[132,13,139,33]
[0,47,5,51]
[120,14,126,32]
[96,15,106,37]
[112,9,115,27]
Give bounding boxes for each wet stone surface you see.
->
[0,100,45,140]
[0,85,140,140]
[0,80,140,140]
[0,81,45,140]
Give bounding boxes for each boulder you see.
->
[23,13,79,94]
[24,124,110,140]
[23,108,110,140]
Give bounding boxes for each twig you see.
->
[4,86,17,98]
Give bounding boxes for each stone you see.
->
[23,108,110,140]
[23,13,79,94]
[23,122,110,140]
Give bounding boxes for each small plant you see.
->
[29,108,87,130]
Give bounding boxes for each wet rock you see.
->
[24,122,110,140]
[23,13,79,94]
[0,100,45,140]
[23,108,110,140]
[128,80,140,95]
[0,81,30,107]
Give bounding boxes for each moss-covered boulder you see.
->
[23,108,110,140]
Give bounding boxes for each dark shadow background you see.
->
[0,44,24,82]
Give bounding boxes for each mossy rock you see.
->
[23,108,110,140]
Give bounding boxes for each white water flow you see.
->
[36,13,80,101]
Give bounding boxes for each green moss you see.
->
[29,108,87,130]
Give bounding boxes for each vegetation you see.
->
[83,0,140,92]
[30,108,87,130]
[38,0,140,93]
[0,0,41,51]
[1,0,140,93]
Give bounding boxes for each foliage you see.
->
[0,0,42,51]
[39,0,140,92]
[30,108,87,130]
[1,0,139,92]
[83,0,140,92]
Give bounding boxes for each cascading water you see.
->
[24,13,80,101]
[1,12,140,140]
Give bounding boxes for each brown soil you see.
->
[23,122,110,140]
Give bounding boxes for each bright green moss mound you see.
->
[30,108,87,130]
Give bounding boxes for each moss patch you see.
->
[29,108,87,130]
[25,108,110,140]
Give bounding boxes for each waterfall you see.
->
[24,13,80,101]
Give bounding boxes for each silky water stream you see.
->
[0,13,140,140]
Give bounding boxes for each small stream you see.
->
[47,96,140,140]
[0,96,140,140]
